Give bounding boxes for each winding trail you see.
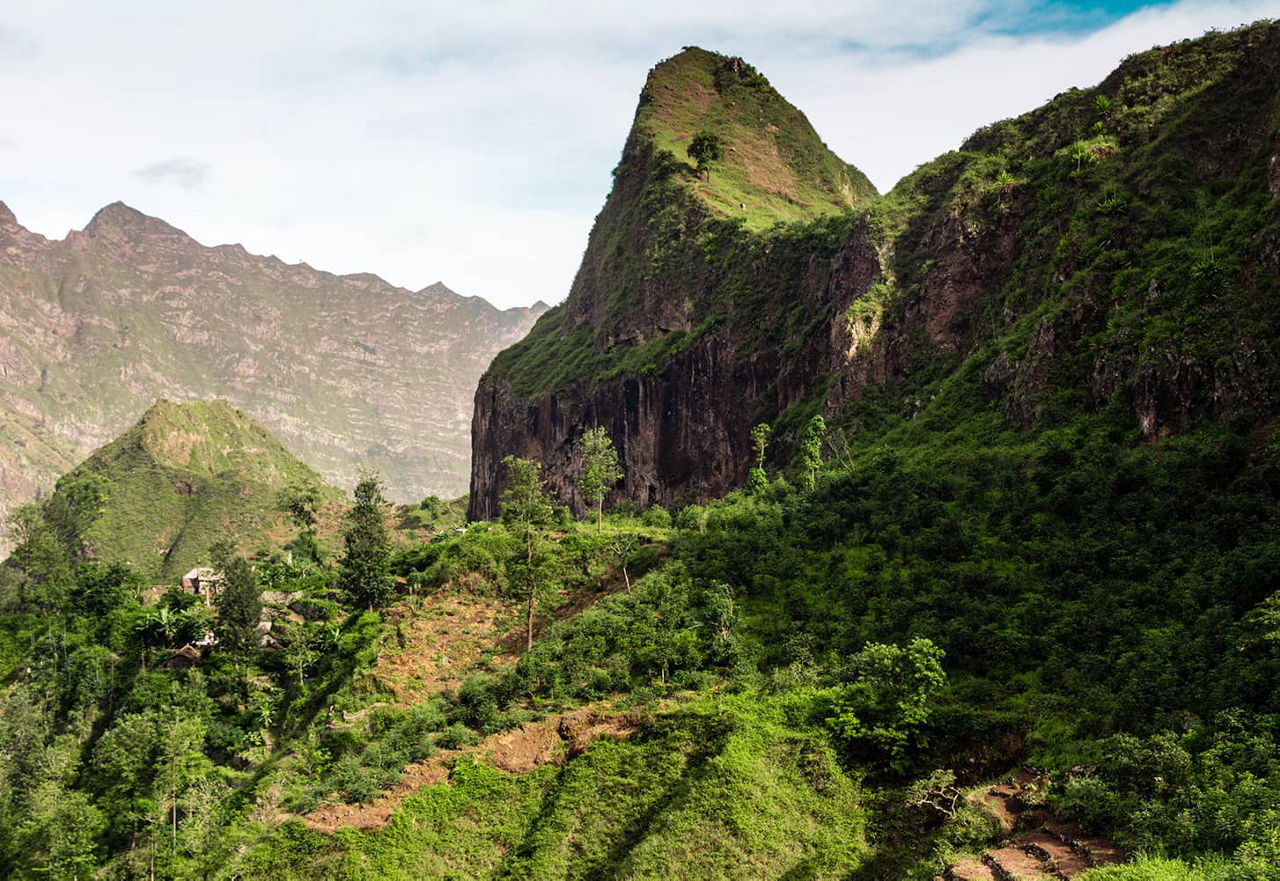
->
[946,772,1126,880]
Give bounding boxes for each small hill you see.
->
[53,399,335,578]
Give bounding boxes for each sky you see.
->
[0,1,1273,310]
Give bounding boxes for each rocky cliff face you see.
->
[472,27,1280,520]
[0,202,546,537]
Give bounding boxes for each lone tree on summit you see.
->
[576,426,622,533]
[687,132,722,180]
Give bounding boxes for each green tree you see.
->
[339,474,394,611]
[18,782,105,880]
[279,483,323,565]
[283,625,320,688]
[4,503,73,611]
[687,131,722,180]
[748,423,772,494]
[211,540,261,664]
[500,456,555,649]
[576,426,623,533]
[827,637,946,773]
[798,414,826,491]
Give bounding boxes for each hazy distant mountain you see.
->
[0,200,546,536]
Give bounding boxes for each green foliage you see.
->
[3,24,1280,880]
[825,638,946,773]
[576,427,622,532]
[212,539,261,659]
[750,423,772,470]
[686,130,722,179]
[499,456,555,541]
[340,474,394,611]
[797,414,826,490]
[500,456,559,649]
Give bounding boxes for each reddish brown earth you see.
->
[944,771,1126,880]
[372,592,521,707]
[303,706,637,833]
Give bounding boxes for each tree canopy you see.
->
[339,473,393,610]
[576,427,622,533]
[687,131,722,180]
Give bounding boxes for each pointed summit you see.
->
[82,201,190,242]
[65,398,334,577]
[0,201,16,226]
[633,47,876,225]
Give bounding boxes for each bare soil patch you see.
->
[302,706,638,834]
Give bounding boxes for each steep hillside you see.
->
[471,25,1280,519]
[0,202,546,535]
[50,399,335,578]
[470,46,878,519]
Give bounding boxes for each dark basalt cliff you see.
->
[471,26,1280,520]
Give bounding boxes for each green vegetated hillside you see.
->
[471,47,880,519]
[471,26,1280,521]
[637,47,876,228]
[2,23,1280,881]
[48,399,336,579]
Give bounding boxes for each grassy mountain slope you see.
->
[841,22,1280,442]
[471,48,879,519]
[0,24,1278,881]
[57,399,335,578]
[636,47,876,228]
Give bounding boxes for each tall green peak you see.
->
[56,399,335,578]
[633,47,877,226]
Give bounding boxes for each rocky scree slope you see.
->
[471,26,1280,518]
[0,201,545,534]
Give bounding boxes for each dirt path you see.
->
[945,771,1126,880]
[303,706,637,833]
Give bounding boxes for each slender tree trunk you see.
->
[596,499,603,534]
[526,586,534,652]
[171,712,179,852]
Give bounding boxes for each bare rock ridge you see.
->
[470,26,1280,520]
[0,201,546,536]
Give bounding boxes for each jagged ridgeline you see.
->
[473,25,1280,519]
[0,200,545,544]
[47,399,334,579]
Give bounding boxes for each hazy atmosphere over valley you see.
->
[1,2,1279,879]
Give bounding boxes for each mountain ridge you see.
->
[0,200,546,544]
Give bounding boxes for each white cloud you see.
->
[133,157,210,189]
[0,1,1272,309]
